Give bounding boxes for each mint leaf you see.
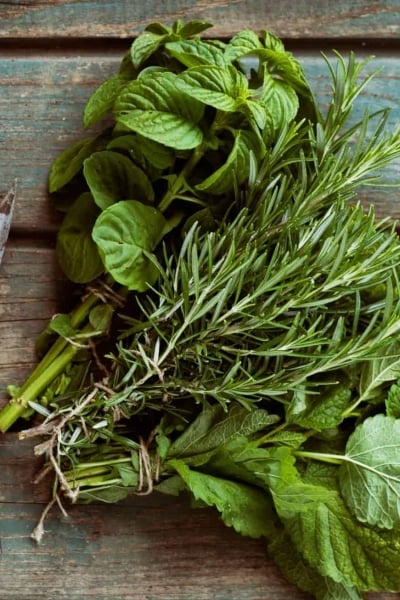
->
[92,200,166,290]
[260,69,299,131]
[83,150,154,210]
[170,459,277,539]
[386,382,400,418]
[49,135,107,193]
[224,29,263,63]
[177,20,213,38]
[166,39,227,68]
[56,192,104,283]
[339,414,400,529]
[284,488,400,591]
[114,72,204,150]
[286,379,351,430]
[269,532,362,600]
[196,130,263,195]
[83,75,129,128]
[130,31,167,68]
[176,65,248,112]
[358,342,400,403]
[168,403,278,459]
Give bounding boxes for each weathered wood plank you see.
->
[0,432,396,600]
[0,0,399,39]
[1,51,400,232]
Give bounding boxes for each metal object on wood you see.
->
[0,182,16,265]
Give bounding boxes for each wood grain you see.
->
[1,2,400,598]
[1,51,399,232]
[0,0,399,39]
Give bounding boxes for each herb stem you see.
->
[295,450,343,465]
[158,145,205,213]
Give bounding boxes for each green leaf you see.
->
[168,403,278,459]
[91,200,166,290]
[196,130,263,195]
[166,39,227,68]
[386,382,400,418]
[269,532,363,600]
[56,192,104,283]
[176,65,248,112]
[259,48,312,97]
[49,314,79,339]
[49,135,107,193]
[130,31,167,68]
[284,486,400,591]
[88,303,114,334]
[177,20,214,38]
[358,342,400,403]
[170,459,276,539]
[224,29,263,63]
[339,414,400,529]
[260,69,299,130]
[83,75,129,128]
[114,72,204,150]
[286,379,351,430]
[83,150,154,210]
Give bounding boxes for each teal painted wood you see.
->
[1,51,399,231]
[0,0,399,39]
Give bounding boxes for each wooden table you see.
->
[1,2,399,598]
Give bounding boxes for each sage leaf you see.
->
[339,414,400,529]
[176,65,248,112]
[92,200,166,290]
[83,150,154,210]
[170,459,276,539]
[114,72,204,150]
[56,192,104,283]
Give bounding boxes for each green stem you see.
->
[295,449,343,465]
[0,322,93,433]
[158,145,205,213]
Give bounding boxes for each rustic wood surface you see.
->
[1,2,400,599]
[0,0,400,39]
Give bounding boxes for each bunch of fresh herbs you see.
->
[2,20,400,600]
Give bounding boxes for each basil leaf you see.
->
[169,459,276,539]
[339,414,400,529]
[56,192,104,283]
[176,65,248,112]
[166,39,227,68]
[196,130,263,195]
[114,72,204,149]
[83,150,154,210]
[92,200,166,290]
